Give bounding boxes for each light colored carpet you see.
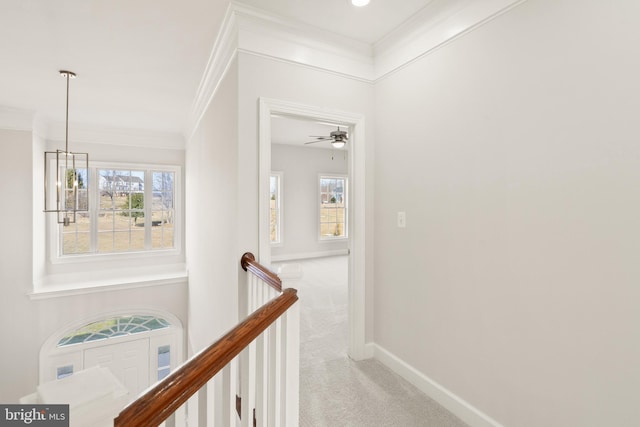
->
[274,256,468,427]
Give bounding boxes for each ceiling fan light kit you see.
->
[305,126,349,149]
[351,0,370,7]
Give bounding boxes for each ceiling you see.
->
[238,0,434,45]
[271,115,348,150]
[0,0,433,136]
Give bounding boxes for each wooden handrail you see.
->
[114,288,298,427]
[241,252,282,292]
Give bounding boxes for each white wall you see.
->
[0,129,39,401]
[271,143,348,259]
[0,128,188,403]
[373,0,640,425]
[237,52,376,340]
[185,58,239,353]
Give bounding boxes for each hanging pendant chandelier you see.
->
[44,70,89,226]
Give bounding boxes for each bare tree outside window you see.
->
[61,166,176,255]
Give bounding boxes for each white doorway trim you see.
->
[258,97,368,360]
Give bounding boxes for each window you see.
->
[319,175,347,240]
[57,365,74,379]
[57,163,178,257]
[157,345,171,380]
[41,311,182,385]
[57,315,170,347]
[270,172,282,244]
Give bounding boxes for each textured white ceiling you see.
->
[0,0,432,135]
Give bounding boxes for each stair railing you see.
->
[114,252,299,427]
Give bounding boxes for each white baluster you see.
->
[251,276,259,312]
[257,279,263,308]
[185,392,200,427]
[240,341,256,427]
[218,361,237,426]
[282,302,300,426]
[255,332,269,426]
[268,318,282,427]
[203,379,216,427]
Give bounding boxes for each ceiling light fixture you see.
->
[331,138,346,149]
[351,0,370,6]
[305,127,348,148]
[44,70,89,226]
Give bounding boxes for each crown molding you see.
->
[43,121,184,150]
[185,0,528,139]
[233,2,374,78]
[185,1,375,141]
[374,0,528,80]
[185,3,240,143]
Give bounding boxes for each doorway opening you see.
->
[258,97,368,360]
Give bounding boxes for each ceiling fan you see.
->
[305,127,348,148]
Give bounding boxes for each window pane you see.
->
[158,345,171,381]
[270,174,281,243]
[63,230,90,254]
[97,231,113,252]
[62,213,91,254]
[151,171,175,249]
[98,169,145,252]
[319,176,346,239]
[58,315,171,347]
[61,167,90,255]
[112,231,132,252]
[152,215,174,249]
[114,212,132,231]
[58,165,178,257]
[130,230,145,250]
[97,211,114,231]
[57,365,74,379]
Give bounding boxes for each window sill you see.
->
[319,236,348,242]
[30,263,187,300]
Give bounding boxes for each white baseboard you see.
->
[271,249,348,262]
[348,341,375,361]
[362,342,375,359]
[373,344,503,427]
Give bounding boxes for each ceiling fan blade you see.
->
[305,138,331,144]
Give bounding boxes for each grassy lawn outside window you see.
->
[319,175,347,240]
[59,164,177,256]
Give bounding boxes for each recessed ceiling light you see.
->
[351,0,370,7]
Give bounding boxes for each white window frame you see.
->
[270,171,283,246]
[318,174,348,241]
[46,161,182,266]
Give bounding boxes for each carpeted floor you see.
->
[274,256,468,427]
